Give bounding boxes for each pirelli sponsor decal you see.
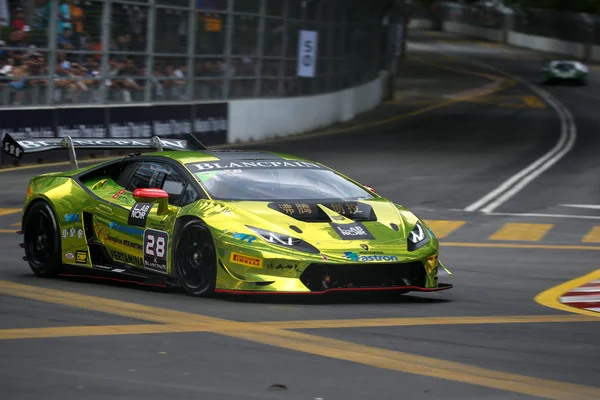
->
[229,252,263,268]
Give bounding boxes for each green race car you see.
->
[542,60,589,85]
[3,133,452,296]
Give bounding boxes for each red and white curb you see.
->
[559,280,600,313]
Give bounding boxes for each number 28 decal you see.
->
[143,229,169,275]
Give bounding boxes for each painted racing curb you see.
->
[560,279,600,313]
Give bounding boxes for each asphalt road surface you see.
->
[1,30,600,400]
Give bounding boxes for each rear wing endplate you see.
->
[2,133,207,170]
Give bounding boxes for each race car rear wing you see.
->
[2,133,207,170]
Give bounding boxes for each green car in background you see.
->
[542,60,589,85]
[2,133,452,297]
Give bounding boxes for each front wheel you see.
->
[23,201,62,277]
[174,220,217,297]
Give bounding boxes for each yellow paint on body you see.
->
[423,220,466,239]
[489,223,554,242]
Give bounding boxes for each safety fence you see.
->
[0,0,390,108]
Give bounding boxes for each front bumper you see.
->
[215,283,453,295]
[215,254,453,294]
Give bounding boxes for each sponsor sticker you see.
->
[93,265,114,271]
[65,252,74,260]
[266,263,300,272]
[191,160,322,171]
[64,213,80,222]
[331,222,374,240]
[143,229,169,274]
[75,250,88,264]
[343,252,399,262]
[110,250,144,268]
[229,252,263,268]
[232,233,256,243]
[128,203,154,228]
[110,222,144,236]
[112,189,126,200]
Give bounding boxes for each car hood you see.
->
[195,198,426,255]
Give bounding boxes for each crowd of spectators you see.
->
[0,0,263,106]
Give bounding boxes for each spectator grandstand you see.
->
[0,0,388,107]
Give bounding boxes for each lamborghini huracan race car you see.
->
[542,60,589,85]
[3,133,452,296]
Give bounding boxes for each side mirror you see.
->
[132,188,169,214]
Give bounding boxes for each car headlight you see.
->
[247,226,320,254]
[407,221,430,251]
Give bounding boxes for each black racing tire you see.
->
[174,219,217,297]
[23,201,63,278]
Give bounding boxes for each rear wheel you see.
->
[23,201,62,277]
[174,220,217,297]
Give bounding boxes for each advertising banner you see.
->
[109,104,193,138]
[0,109,55,139]
[0,102,229,164]
[297,30,318,78]
[56,107,107,138]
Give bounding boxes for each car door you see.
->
[94,159,200,275]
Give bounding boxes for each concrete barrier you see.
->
[228,74,382,143]
[426,18,596,62]
[508,31,586,59]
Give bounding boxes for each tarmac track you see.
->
[1,30,600,400]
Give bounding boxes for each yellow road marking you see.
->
[582,227,600,243]
[442,242,600,251]
[2,315,594,341]
[0,208,21,216]
[489,223,554,242]
[522,95,546,108]
[0,229,18,234]
[423,220,466,239]
[0,280,230,326]
[223,327,600,400]
[256,315,596,330]
[535,269,600,318]
[0,324,211,340]
[11,222,21,226]
[2,280,600,398]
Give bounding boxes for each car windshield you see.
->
[555,63,574,72]
[186,162,374,201]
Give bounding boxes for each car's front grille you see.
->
[300,261,426,291]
